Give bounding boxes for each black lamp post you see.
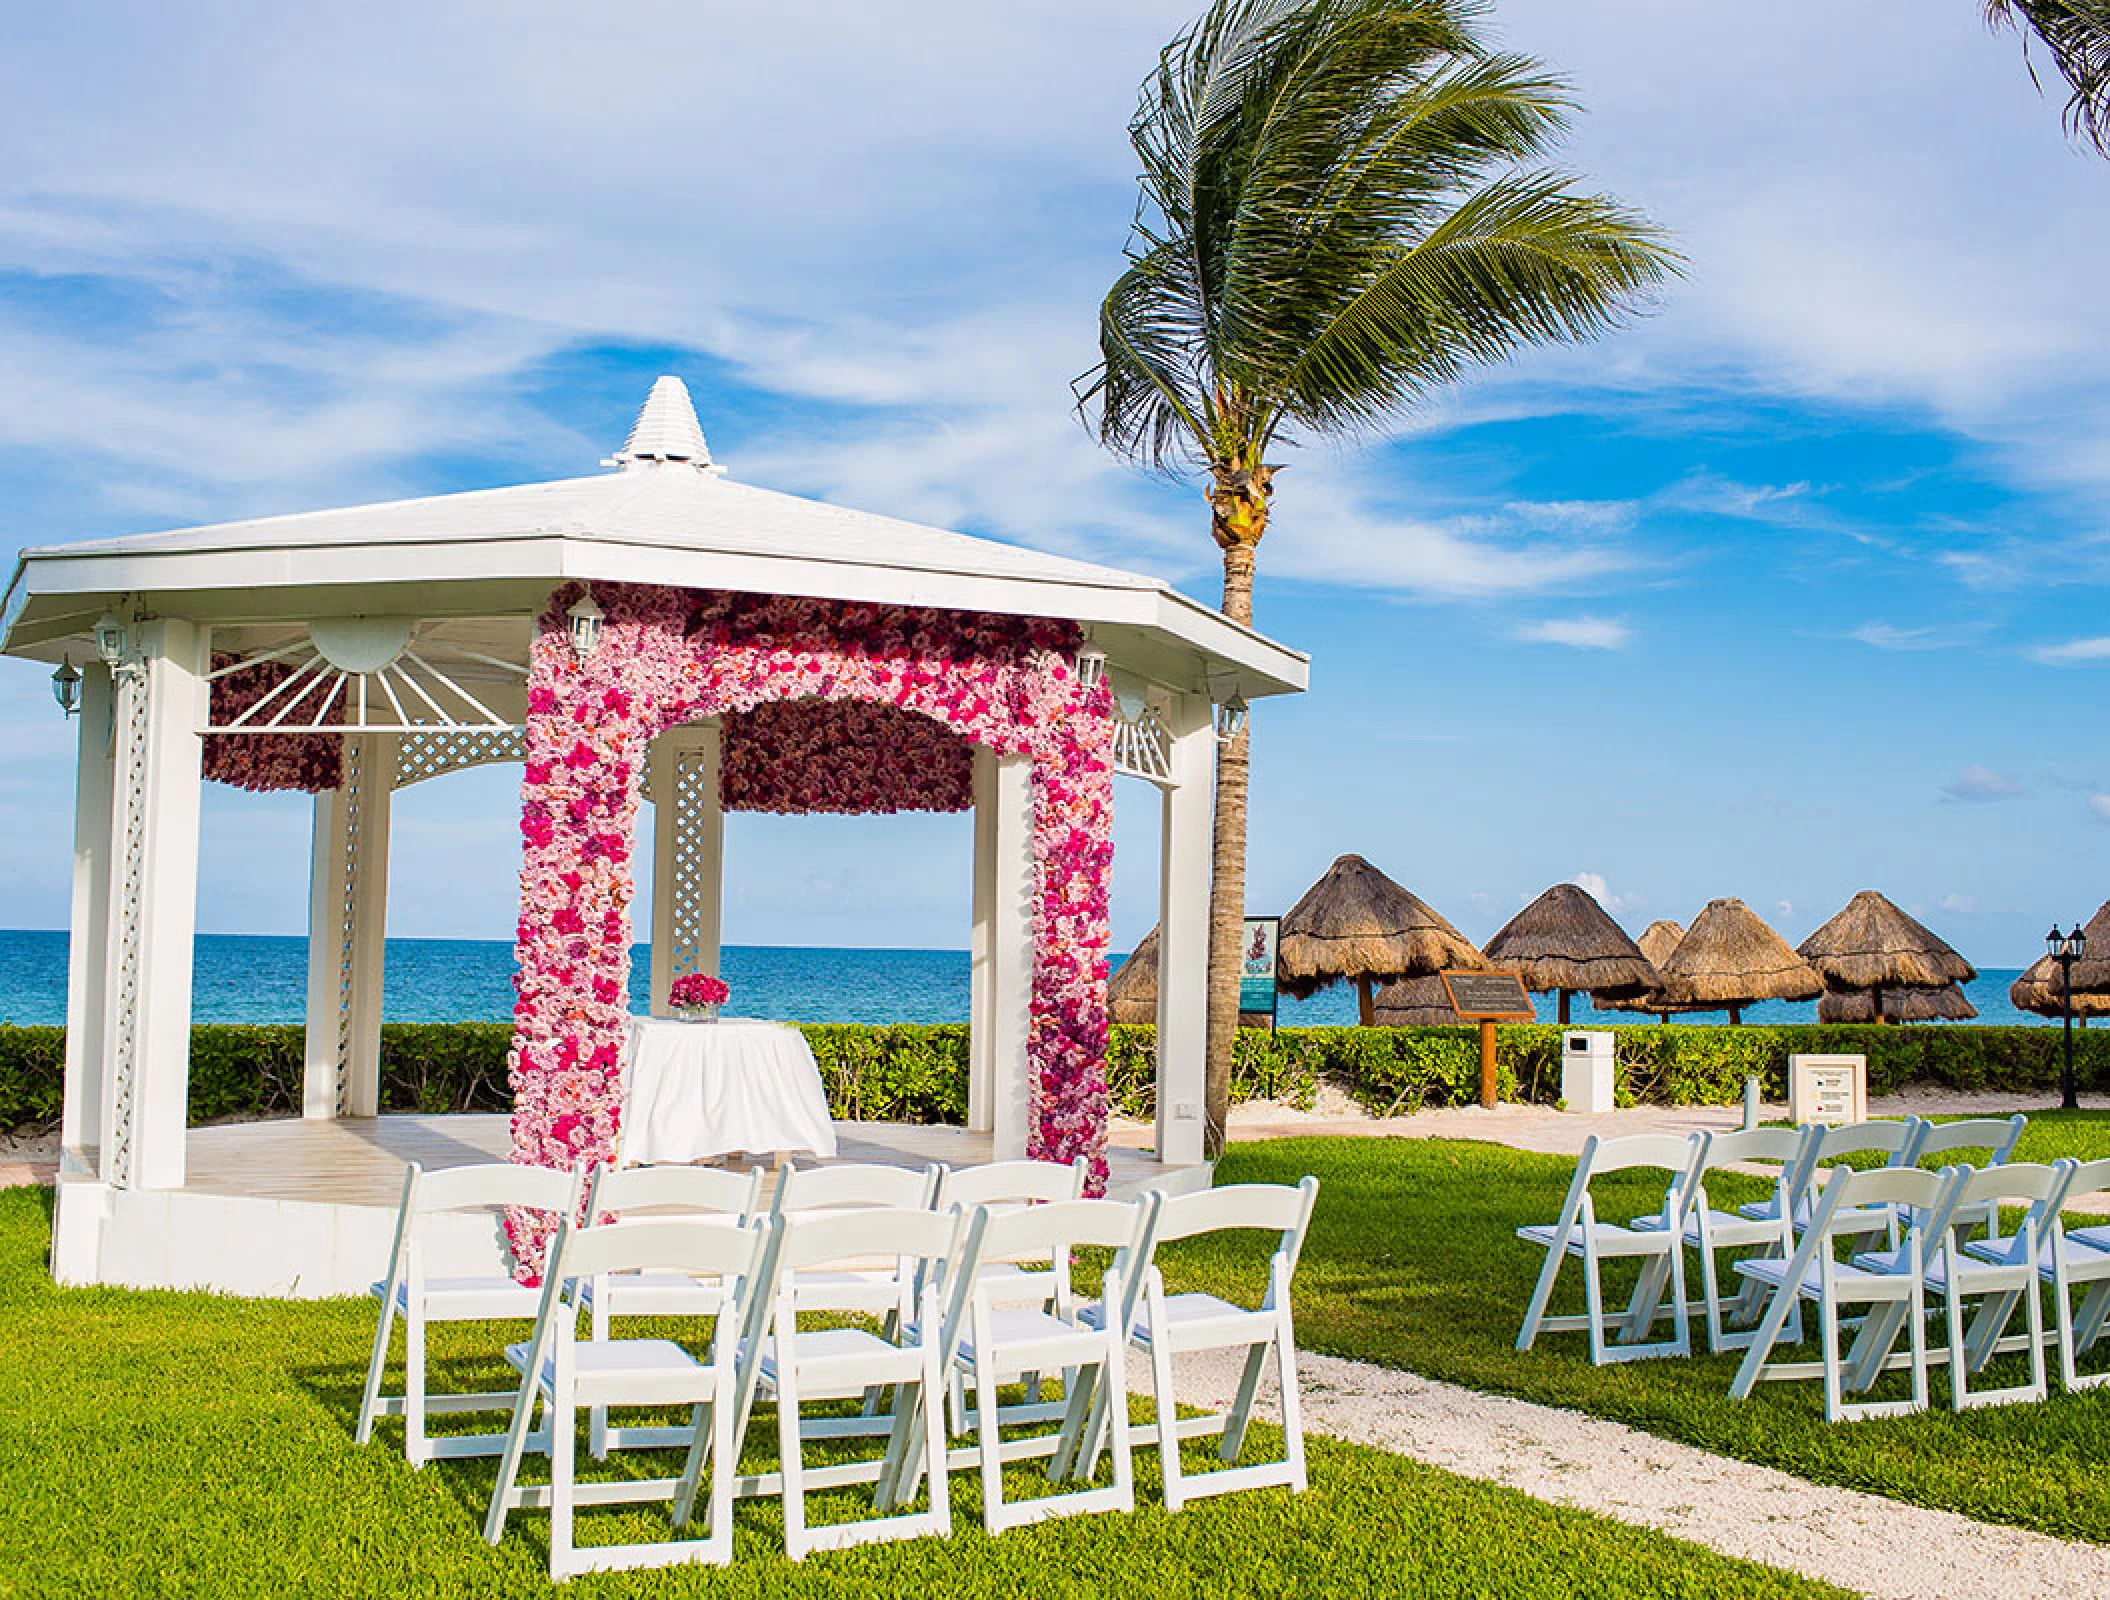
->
[2049,923,2088,1111]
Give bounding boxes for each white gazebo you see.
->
[2,377,1307,1296]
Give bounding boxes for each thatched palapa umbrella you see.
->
[1819,983,1978,1023]
[1483,882,1660,1025]
[1373,974,1462,1025]
[2010,899,2110,1023]
[1797,889,1976,1026]
[1107,925,1158,1026]
[1277,854,1486,1026]
[1657,898,1822,1025]
[1596,920,1696,1022]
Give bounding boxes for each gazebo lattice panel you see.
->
[105,671,153,1188]
[394,726,526,790]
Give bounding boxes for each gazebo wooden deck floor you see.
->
[175,1114,1193,1208]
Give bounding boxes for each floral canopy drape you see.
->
[505,584,1115,1271]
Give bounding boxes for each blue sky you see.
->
[0,1,2104,967]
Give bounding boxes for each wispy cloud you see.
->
[2030,636,2110,666]
[1851,621,1953,651]
[1939,892,1976,914]
[2089,795,2110,824]
[1943,765,2027,803]
[1570,871,1638,913]
[1514,615,1631,650]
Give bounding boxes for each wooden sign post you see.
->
[1439,970,1536,1109]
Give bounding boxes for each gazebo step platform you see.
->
[49,1115,1206,1300]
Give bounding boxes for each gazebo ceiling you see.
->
[2,378,1307,704]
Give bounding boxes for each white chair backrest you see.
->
[1151,1177,1320,1275]
[2057,1157,2110,1224]
[1948,1160,2069,1262]
[1913,1115,2027,1166]
[587,1162,763,1221]
[1809,1162,1962,1242]
[775,1204,962,1275]
[973,1196,1154,1263]
[412,1160,579,1217]
[937,1158,1088,1212]
[1701,1125,1811,1170]
[558,1214,769,1285]
[1807,1118,1925,1168]
[772,1163,939,1216]
[1583,1132,1705,1178]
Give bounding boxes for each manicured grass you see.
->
[0,1188,1837,1600]
[1203,1118,2110,1544]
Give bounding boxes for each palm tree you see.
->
[1078,0,1678,1156]
[1985,1,2110,153]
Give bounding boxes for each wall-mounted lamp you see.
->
[1216,693,1249,742]
[1074,640,1108,691]
[93,613,129,668]
[50,657,81,718]
[566,592,605,659]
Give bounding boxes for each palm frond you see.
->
[1987,0,2110,154]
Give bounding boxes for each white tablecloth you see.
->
[620,1017,839,1164]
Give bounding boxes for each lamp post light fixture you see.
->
[1074,640,1108,692]
[50,657,81,718]
[2049,922,2089,1111]
[1215,692,1248,743]
[565,591,605,660]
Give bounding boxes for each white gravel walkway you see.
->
[1153,1346,2110,1600]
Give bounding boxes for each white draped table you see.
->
[619,1017,839,1165]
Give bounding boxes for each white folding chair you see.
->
[1077,1177,1319,1511]
[1912,1115,2028,1241]
[769,1162,941,1320]
[884,1196,1157,1531]
[755,1206,963,1559]
[356,1160,584,1467]
[482,1215,770,1580]
[1729,1163,1965,1422]
[1515,1134,1698,1364]
[1629,1126,1812,1352]
[1890,1161,2065,1410]
[1977,1155,2110,1392]
[578,1163,765,1457]
[1738,1118,1926,1249]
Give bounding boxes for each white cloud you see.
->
[2031,637,2110,666]
[1939,893,1976,914]
[2089,795,2110,824]
[1776,900,1794,922]
[1943,765,2027,803]
[1852,622,1947,651]
[1570,872,1638,913]
[1513,616,1631,650]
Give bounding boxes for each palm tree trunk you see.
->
[1202,536,1261,1157]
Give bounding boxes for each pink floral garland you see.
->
[504,584,1113,1274]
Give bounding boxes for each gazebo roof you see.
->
[2,377,1308,704]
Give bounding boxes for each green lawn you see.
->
[1203,1116,2110,1544]
[0,1187,1839,1600]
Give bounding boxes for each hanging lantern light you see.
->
[1074,640,1108,690]
[1216,693,1249,742]
[93,613,128,668]
[50,657,81,718]
[566,591,605,659]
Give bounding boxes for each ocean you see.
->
[0,927,2047,1030]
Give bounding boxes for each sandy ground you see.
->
[1151,1346,2110,1600]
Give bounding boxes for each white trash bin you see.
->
[1561,1030,1615,1115]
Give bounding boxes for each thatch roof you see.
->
[2067,899,2110,993]
[1595,921,1701,1015]
[1818,983,1978,1023]
[1276,854,1486,1000]
[2009,955,2110,1018]
[1107,926,1157,1026]
[1372,974,1465,1026]
[1796,890,1976,989]
[1483,883,1660,999]
[1661,898,1822,1007]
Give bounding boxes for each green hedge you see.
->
[3,1020,2106,1132]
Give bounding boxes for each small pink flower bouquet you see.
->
[668,972,730,1019]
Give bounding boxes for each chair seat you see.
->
[756,1326,923,1392]
[1079,1291,1271,1349]
[504,1337,712,1405]
[376,1275,542,1320]
[958,1307,1098,1368]
[1963,1235,2110,1278]
[1735,1256,1897,1298]
[1516,1221,1672,1258]
[2068,1224,2110,1254]
[1630,1207,1777,1246]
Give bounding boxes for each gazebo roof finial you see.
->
[606,375,722,472]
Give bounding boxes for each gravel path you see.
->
[1153,1346,2110,1600]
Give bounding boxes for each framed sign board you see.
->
[1789,1054,1866,1126]
[1239,917,1280,1020]
[1440,970,1535,1022]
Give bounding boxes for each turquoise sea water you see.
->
[0,927,2045,1029]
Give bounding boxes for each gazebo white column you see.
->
[1154,693,1215,1165]
[303,734,396,1119]
[969,747,1034,1158]
[62,663,115,1157]
[649,721,724,1015]
[99,619,208,1190]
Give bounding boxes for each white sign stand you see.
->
[1789,1054,1867,1125]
